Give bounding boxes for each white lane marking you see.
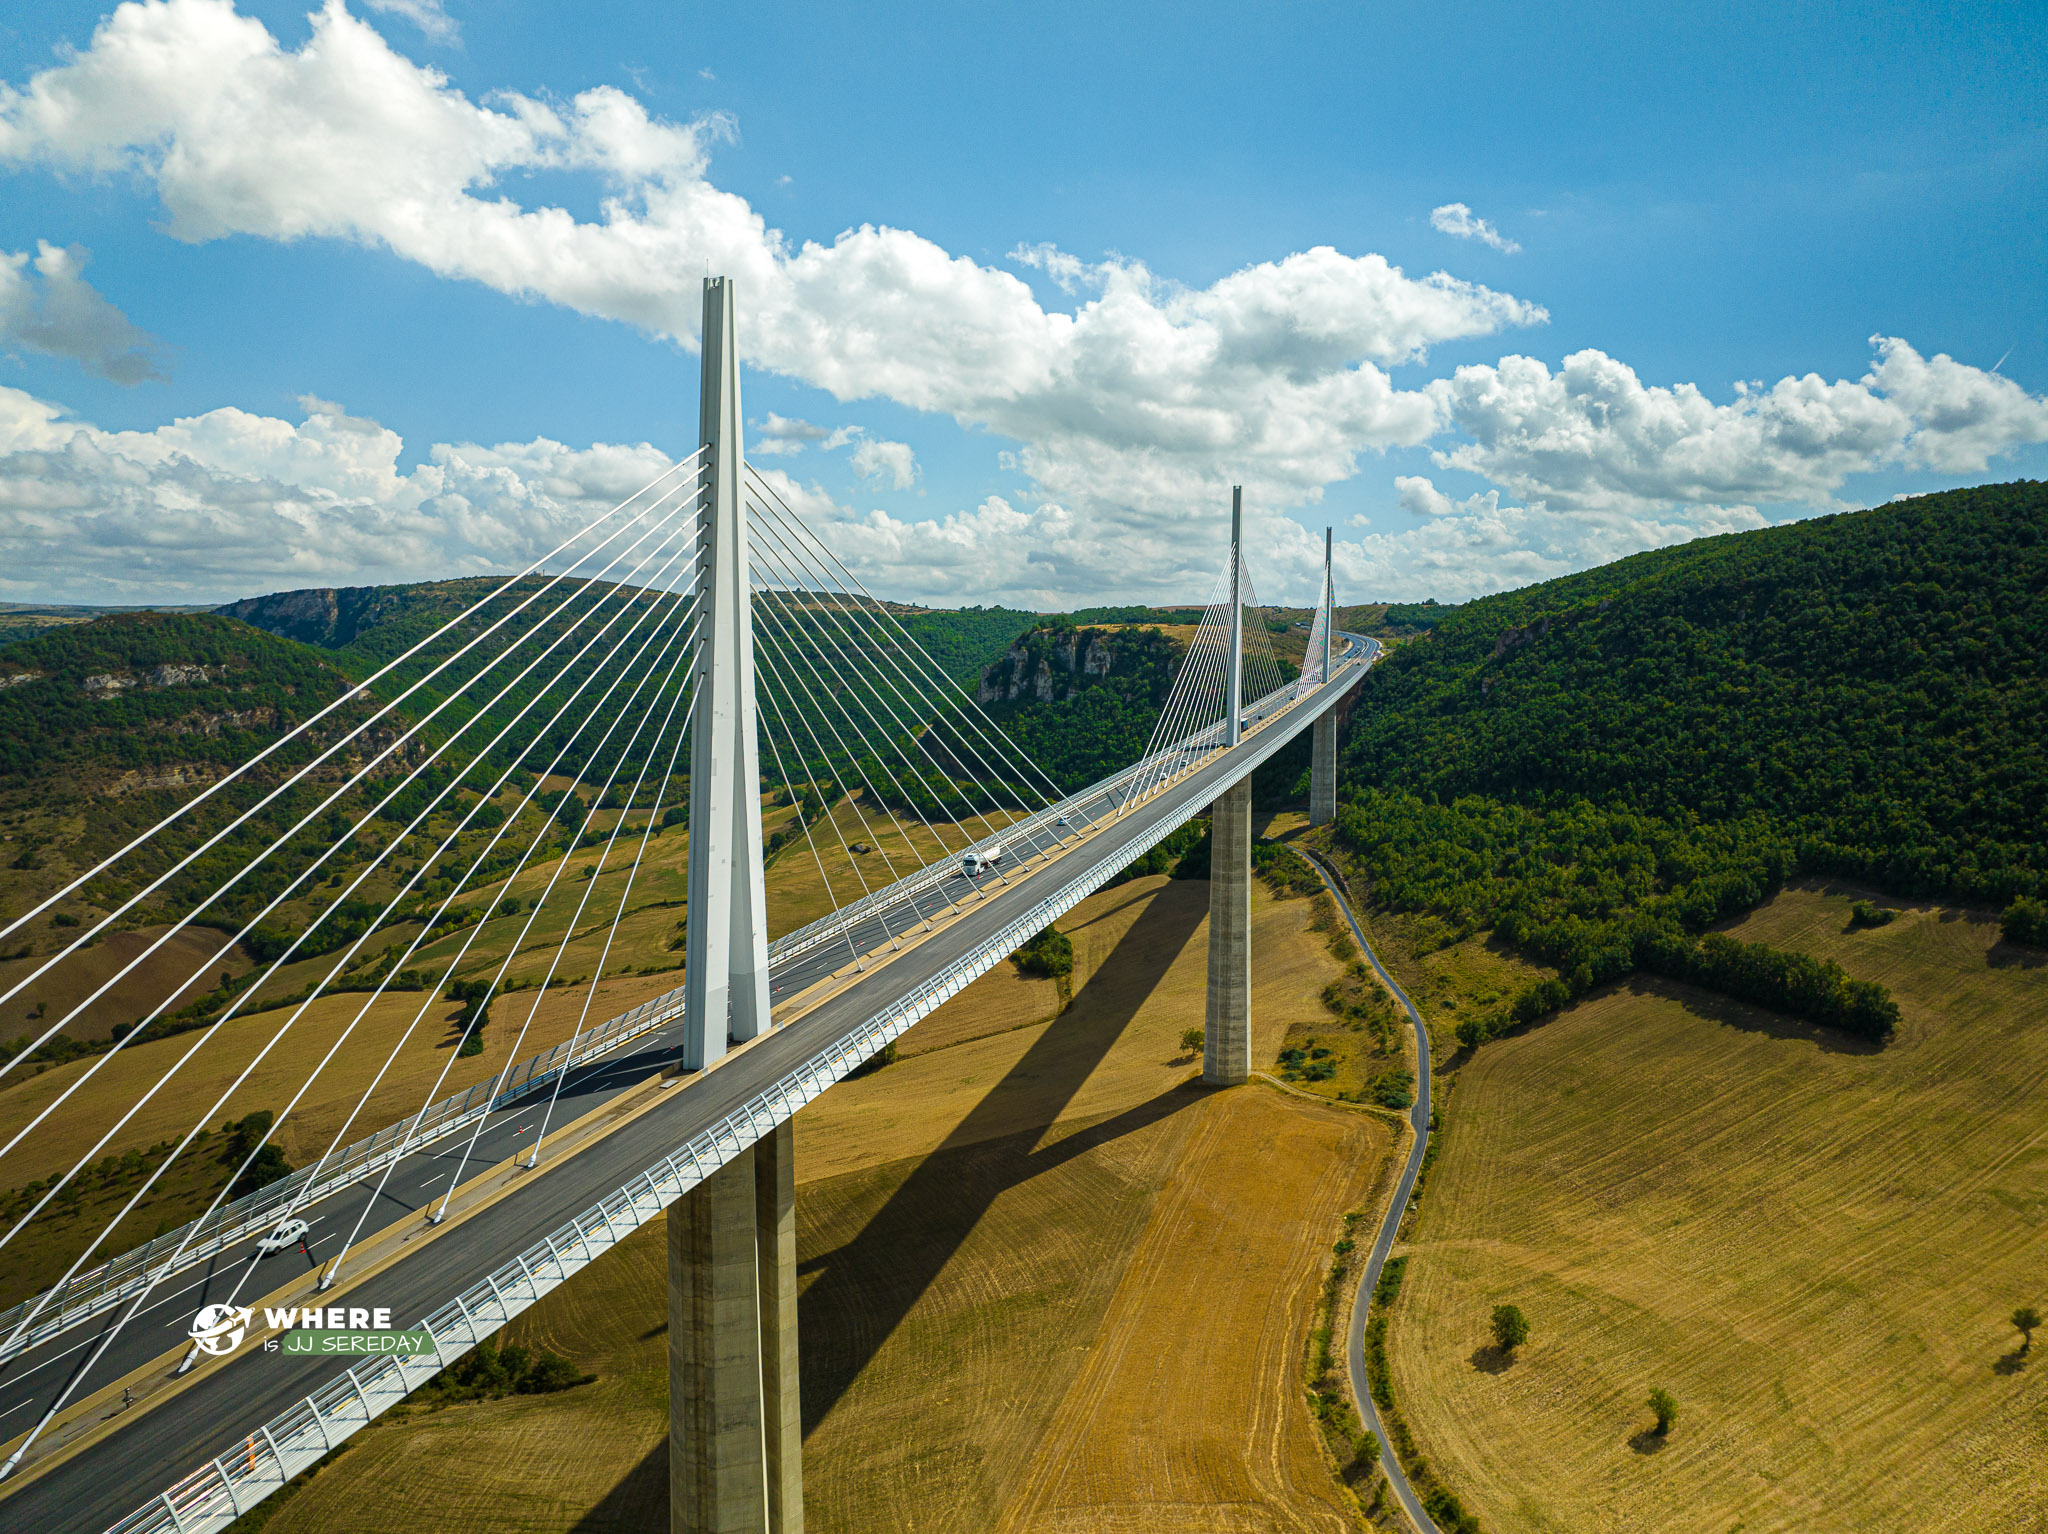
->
[0,808,1103,1407]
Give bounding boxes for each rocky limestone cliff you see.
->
[977,627,1118,705]
[216,585,432,649]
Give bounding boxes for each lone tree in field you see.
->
[1647,1388,1680,1436]
[2014,1306,2042,1353]
[1490,1304,1530,1355]
[1179,1027,1204,1056]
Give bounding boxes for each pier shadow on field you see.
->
[794,878,1209,1433]
[571,1441,668,1531]
[572,881,1211,1525]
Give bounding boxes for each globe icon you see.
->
[188,1303,249,1357]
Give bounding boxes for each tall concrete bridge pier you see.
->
[1204,488,1253,1088]
[670,278,803,1534]
[1204,507,1342,1085]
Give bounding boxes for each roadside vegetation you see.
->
[1323,483,2044,1053]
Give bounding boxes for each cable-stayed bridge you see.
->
[0,278,1377,1533]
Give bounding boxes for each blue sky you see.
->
[0,0,2043,608]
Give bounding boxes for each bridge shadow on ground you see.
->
[570,880,1208,1527]
[796,879,1208,1431]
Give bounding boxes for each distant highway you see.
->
[0,637,1377,1532]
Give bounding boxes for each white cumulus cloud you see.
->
[0,0,1543,556]
[1430,203,1520,255]
[0,242,166,384]
[846,435,918,491]
[0,1,2043,610]
[1427,337,2048,513]
[1394,474,1508,518]
[361,0,457,44]
[749,413,830,456]
[0,385,678,602]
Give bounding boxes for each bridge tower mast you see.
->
[1310,526,1338,826]
[1204,488,1252,1085]
[671,277,803,1534]
[1224,487,1243,747]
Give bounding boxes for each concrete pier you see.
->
[1204,778,1252,1086]
[756,1121,803,1534]
[670,1150,767,1534]
[1310,710,1337,826]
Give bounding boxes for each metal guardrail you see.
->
[0,984,691,1362]
[765,643,1365,967]
[3,637,1373,1367]
[104,719,1229,1534]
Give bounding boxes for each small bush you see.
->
[1368,1069,1414,1109]
[1849,900,1897,929]
[2002,896,2048,949]
[1648,1387,1680,1435]
[422,1337,594,1404]
[222,1110,293,1199]
[1490,1303,1529,1353]
[1252,839,1321,898]
[1012,926,1074,978]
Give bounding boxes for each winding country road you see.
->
[1302,848,1440,1534]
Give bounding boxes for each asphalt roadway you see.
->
[1,639,1373,1532]
[1303,848,1440,1534]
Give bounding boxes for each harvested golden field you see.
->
[243,869,1389,1533]
[789,873,1348,1184]
[1388,882,2048,1533]
[0,970,692,1192]
[991,1087,1386,1534]
[0,923,251,1042]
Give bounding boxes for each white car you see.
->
[255,1218,309,1255]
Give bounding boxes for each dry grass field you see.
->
[1,924,251,1042]
[990,1087,1384,1534]
[1387,882,2048,1532]
[240,869,1392,1534]
[0,792,974,1193]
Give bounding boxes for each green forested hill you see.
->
[1343,481,2046,904]
[1327,480,2047,1039]
[896,606,1043,687]
[0,614,356,782]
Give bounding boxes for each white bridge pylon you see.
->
[683,276,774,1071]
[0,269,1370,1534]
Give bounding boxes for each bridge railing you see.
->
[0,981,694,1362]
[19,640,1372,1371]
[104,685,1246,1534]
